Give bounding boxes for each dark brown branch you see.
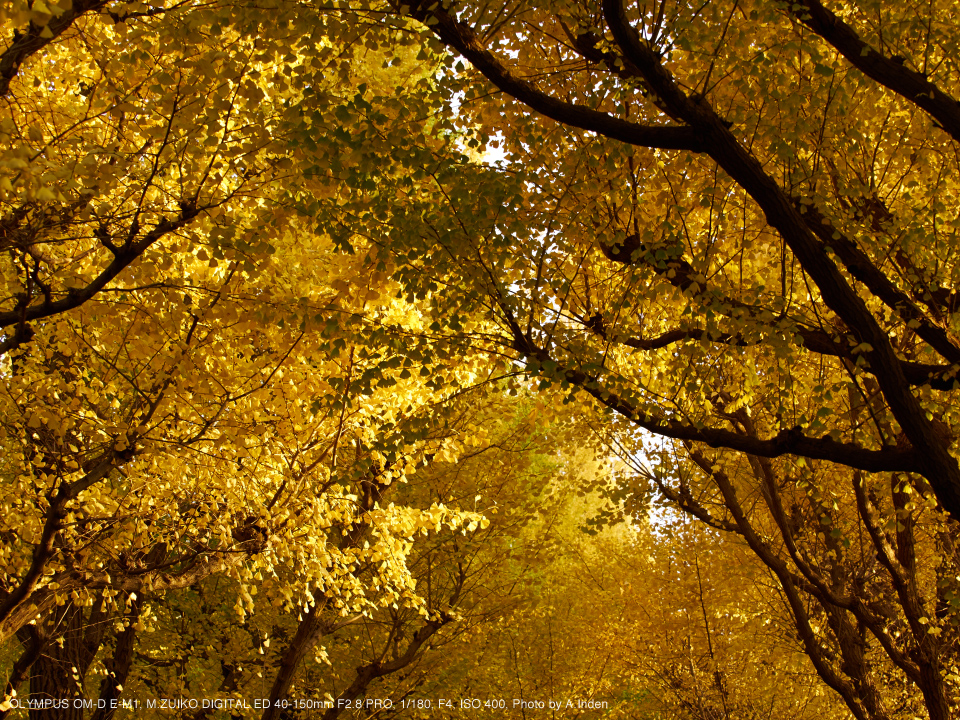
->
[261,465,390,720]
[0,203,199,335]
[0,514,261,644]
[0,0,110,96]
[596,234,958,389]
[850,473,951,711]
[402,2,703,152]
[796,202,960,364]
[639,465,737,532]
[259,598,332,720]
[689,400,937,699]
[616,326,954,389]
[508,324,920,473]
[694,450,870,720]
[790,0,960,143]
[0,455,116,637]
[600,0,960,521]
[319,613,454,720]
[90,594,143,720]
[0,627,42,719]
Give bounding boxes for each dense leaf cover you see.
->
[374,1,960,717]
[0,0,958,718]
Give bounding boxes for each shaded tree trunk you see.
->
[90,594,142,720]
[28,598,109,720]
[0,627,43,719]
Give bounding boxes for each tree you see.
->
[248,392,569,720]
[4,0,960,717]
[115,384,513,720]
[371,0,960,717]
[0,0,504,714]
[394,441,849,720]
[390,0,960,516]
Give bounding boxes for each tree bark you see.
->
[89,595,142,720]
[0,627,43,719]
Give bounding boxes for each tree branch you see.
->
[789,0,960,143]
[0,0,110,96]
[402,3,703,151]
[319,613,454,720]
[508,325,920,473]
[0,203,199,338]
[601,0,960,520]
[796,201,960,364]
[597,234,958,388]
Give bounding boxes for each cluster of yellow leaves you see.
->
[0,0,499,675]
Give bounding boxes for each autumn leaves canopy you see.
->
[1,0,959,718]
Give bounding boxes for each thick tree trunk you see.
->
[90,595,142,720]
[28,606,84,720]
[915,662,952,720]
[260,599,331,720]
[27,598,109,720]
[0,628,43,720]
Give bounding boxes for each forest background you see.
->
[0,0,958,718]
